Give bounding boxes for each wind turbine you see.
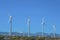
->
[8,16,12,37]
[27,17,30,37]
[53,25,56,38]
[41,17,45,37]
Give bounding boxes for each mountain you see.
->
[0,32,60,37]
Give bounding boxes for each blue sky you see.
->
[0,0,60,34]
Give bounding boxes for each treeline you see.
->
[0,36,60,40]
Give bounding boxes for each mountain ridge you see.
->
[0,32,60,37]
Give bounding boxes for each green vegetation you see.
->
[0,35,4,40]
[0,36,60,40]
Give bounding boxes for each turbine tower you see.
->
[53,25,56,38]
[27,17,30,37]
[9,16,12,37]
[41,17,45,37]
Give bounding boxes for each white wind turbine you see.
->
[53,25,56,38]
[41,17,45,37]
[27,17,30,37]
[8,16,12,37]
